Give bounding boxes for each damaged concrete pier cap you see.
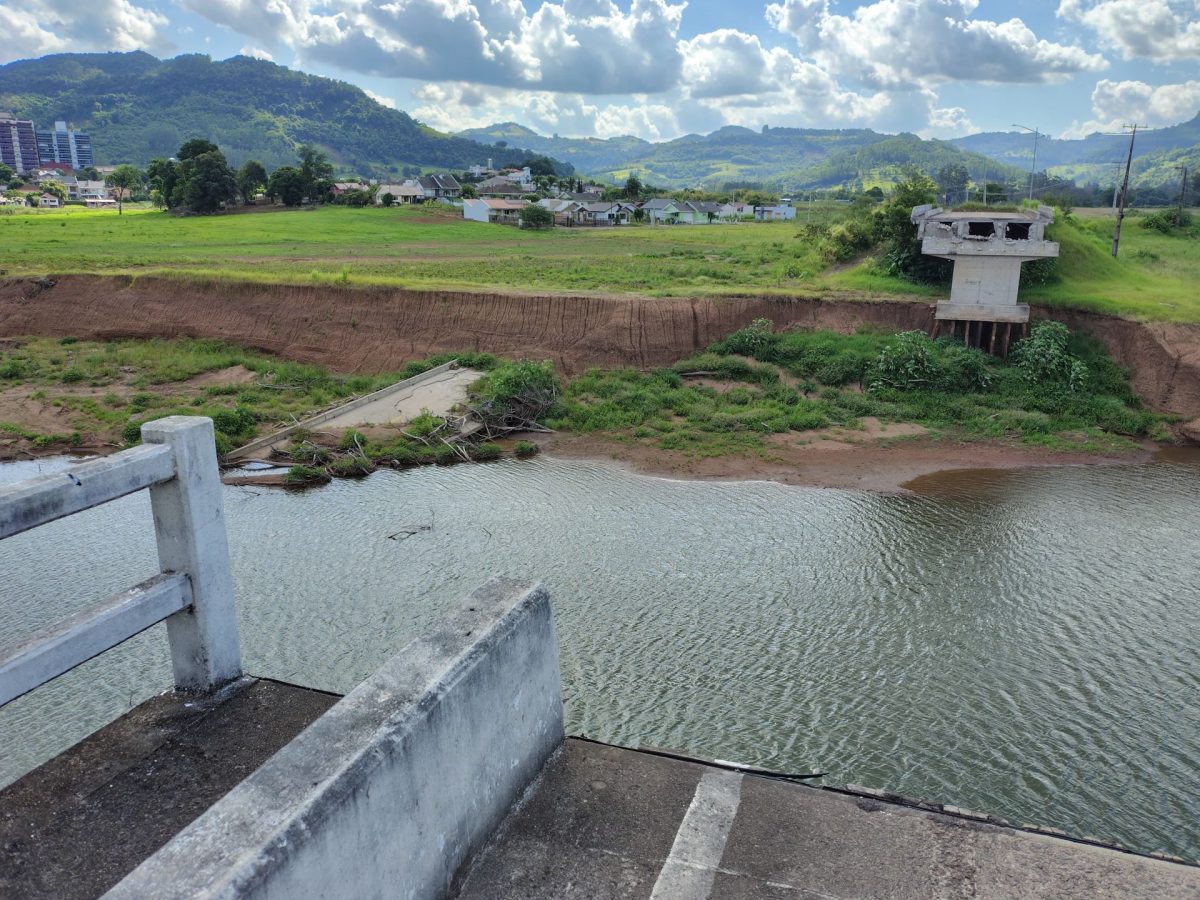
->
[911,203,1059,355]
[105,578,563,900]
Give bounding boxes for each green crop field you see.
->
[1,202,1196,320]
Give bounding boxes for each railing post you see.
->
[142,417,242,692]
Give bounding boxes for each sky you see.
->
[3,1,1199,142]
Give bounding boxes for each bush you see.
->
[1140,209,1193,233]
[1010,322,1088,392]
[328,455,375,477]
[870,331,942,391]
[472,442,502,461]
[514,440,539,458]
[285,465,330,485]
[719,318,776,357]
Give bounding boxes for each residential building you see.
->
[35,121,94,170]
[502,166,533,187]
[642,198,681,224]
[718,202,750,221]
[754,203,797,221]
[469,160,494,178]
[84,197,117,208]
[38,194,61,208]
[417,173,461,200]
[0,113,39,175]
[462,197,526,225]
[375,182,424,205]
[579,202,624,225]
[75,180,109,202]
[331,181,370,197]
[478,180,525,198]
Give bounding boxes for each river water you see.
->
[1,452,1198,859]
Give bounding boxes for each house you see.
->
[689,201,722,224]
[74,180,108,201]
[502,166,533,187]
[375,182,424,205]
[331,181,370,197]
[462,197,526,225]
[418,173,461,200]
[538,198,584,225]
[564,191,603,203]
[38,194,61,208]
[84,197,117,208]
[642,198,681,224]
[718,202,750,221]
[468,160,495,178]
[754,203,797,221]
[579,202,624,226]
[478,180,525,198]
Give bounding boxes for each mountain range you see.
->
[0,52,560,176]
[2,52,1196,195]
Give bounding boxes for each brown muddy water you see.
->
[1,451,1198,859]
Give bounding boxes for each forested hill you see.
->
[0,52,564,176]
[458,122,1020,190]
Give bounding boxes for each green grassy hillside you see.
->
[0,52,563,176]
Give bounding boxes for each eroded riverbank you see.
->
[4,276,1200,417]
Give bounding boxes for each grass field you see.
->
[0,203,1195,319]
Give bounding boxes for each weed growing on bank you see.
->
[547,320,1170,457]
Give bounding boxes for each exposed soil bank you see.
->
[3,275,1200,417]
[542,432,1153,493]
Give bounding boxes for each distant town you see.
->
[0,113,797,225]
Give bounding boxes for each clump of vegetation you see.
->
[1139,209,1194,234]
[285,465,330,486]
[549,319,1167,458]
[514,440,539,458]
[1009,321,1088,393]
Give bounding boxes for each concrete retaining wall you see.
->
[105,578,563,900]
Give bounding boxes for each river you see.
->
[1,451,1198,859]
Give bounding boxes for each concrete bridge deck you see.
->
[3,680,1197,899]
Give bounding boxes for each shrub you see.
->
[328,455,375,477]
[1140,209,1193,233]
[870,331,942,391]
[472,442,502,461]
[719,318,776,357]
[514,440,539,458]
[1010,322,1088,392]
[60,367,84,384]
[285,465,330,485]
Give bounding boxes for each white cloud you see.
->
[767,0,1107,87]
[0,7,66,60]
[239,45,274,61]
[363,88,398,109]
[0,0,169,61]
[1062,78,1200,136]
[184,0,688,95]
[1058,0,1200,61]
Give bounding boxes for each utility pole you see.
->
[1111,124,1140,258]
[1012,123,1040,202]
[1176,165,1189,227]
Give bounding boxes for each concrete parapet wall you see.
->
[106,578,564,900]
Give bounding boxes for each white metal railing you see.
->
[0,416,242,706]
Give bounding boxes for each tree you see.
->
[0,164,12,185]
[236,159,268,204]
[105,165,143,215]
[624,175,642,199]
[459,183,478,199]
[936,163,970,206]
[267,166,306,206]
[40,181,67,203]
[297,144,334,202]
[76,166,100,181]
[521,156,556,177]
[519,205,553,229]
[177,138,220,161]
[380,192,395,207]
[173,146,237,213]
[875,170,950,285]
[145,157,178,208]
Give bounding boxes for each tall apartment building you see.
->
[36,121,94,170]
[0,113,40,175]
